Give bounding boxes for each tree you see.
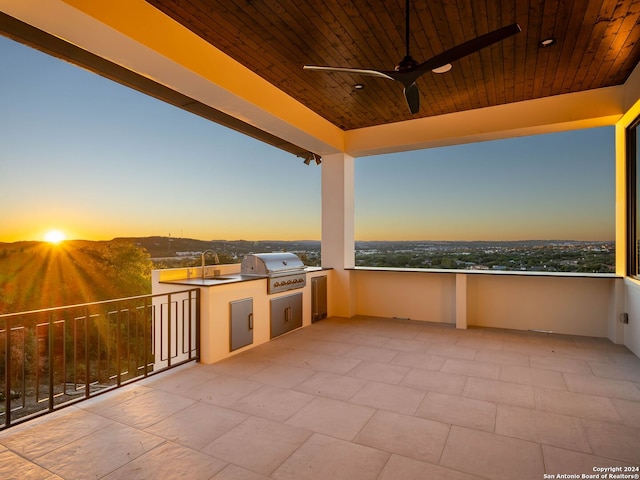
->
[96,242,153,296]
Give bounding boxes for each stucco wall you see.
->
[466,274,614,337]
[353,270,616,338]
[355,270,457,324]
[623,279,640,357]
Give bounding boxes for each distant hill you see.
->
[114,236,321,259]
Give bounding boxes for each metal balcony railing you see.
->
[0,288,200,430]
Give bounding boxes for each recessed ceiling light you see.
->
[539,38,556,47]
[353,84,365,90]
[432,63,452,74]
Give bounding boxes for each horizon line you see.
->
[0,237,616,245]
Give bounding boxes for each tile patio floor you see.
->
[1,316,639,480]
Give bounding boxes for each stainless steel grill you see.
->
[241,253,307,294]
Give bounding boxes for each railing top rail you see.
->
[0,288,199,319]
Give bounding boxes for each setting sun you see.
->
[44,229,66,244]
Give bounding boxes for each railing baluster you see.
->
[73,315,78,391]
[4,317,11,427]
[61,318,66,396]
[187,295,192,358]
[194,289,202,362]
[84,306,90,399]
[35,322,41,404]
[143,297,149,378]
[106,310,111,383]
[167,293,172,368]
[96,312,102,384]
[116,300,121,388]
[48,311,54,413]
[19,327,26,410]
[195,289,201,362]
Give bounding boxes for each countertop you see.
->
[160,266,328,287]
[160,274,264,287]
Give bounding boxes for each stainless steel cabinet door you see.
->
[270,292,302,339]
[311,276,327,322]
[230,298,253,351]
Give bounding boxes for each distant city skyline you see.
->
[1,36,614,243]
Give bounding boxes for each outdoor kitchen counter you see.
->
[159,274,265,287]
[159,266,328,287]
[153,266,331,364]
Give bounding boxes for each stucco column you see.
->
[455,273,468,329]
[321,152,357,317]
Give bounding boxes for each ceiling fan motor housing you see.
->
[395,55,419,72]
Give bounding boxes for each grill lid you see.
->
[241,252,305,276]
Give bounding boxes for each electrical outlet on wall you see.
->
[620,313,629,324]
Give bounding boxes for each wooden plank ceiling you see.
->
[146,0,640,130]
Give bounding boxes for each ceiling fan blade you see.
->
[303,65,394,81]
[304,20,520,116]
[404,83,420,114]
[417,23,521,73]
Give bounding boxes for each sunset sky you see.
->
[0,36,614,243]
[356,127,614,241]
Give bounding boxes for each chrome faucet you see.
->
[201,250,220,278]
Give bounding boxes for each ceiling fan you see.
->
[303,0,521,114]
